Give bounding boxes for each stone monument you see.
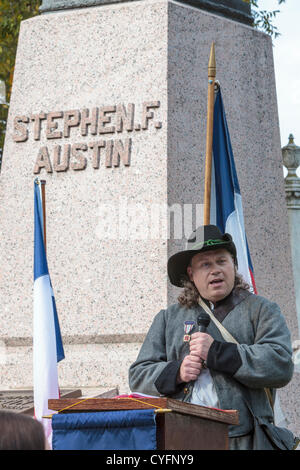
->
[0,0,298,433]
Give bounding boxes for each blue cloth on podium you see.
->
[52,409,157,450]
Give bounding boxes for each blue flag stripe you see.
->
[34,180,65,362]
[212,89,254,274]
[213,90,236,231]
[34,182,48,280]
[213,90,240,193]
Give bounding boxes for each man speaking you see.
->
[129,225,294,450]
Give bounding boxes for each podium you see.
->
[48,396,239,450]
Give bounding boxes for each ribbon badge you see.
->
[183,320,195,342]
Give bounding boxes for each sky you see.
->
[258,0,300,150]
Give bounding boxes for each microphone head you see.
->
[197,312,210,329]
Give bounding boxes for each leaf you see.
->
[0,0,42,166]
[242,0,285,38]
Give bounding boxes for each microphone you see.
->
[196,312,211,370]
[197,312,210,332]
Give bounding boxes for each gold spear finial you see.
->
[208,42,216,79]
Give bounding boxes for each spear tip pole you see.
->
[203,42,216,226]
[40,179,47,254]
[208,41,216,79]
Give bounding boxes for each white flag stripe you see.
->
[225,194,253,290]
[33,274,59,438]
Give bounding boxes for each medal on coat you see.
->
[183,320,195,342]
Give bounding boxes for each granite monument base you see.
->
[0,0,298,432]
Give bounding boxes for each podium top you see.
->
[48,397,239,426]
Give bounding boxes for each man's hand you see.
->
[189,332,214,361]
[177,354,203,384]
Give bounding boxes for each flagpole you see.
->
[203,42,216,225]
[40,180,47,254]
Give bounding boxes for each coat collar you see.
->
[201,288,251,323]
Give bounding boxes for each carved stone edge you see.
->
[39,0,139,14]
[39,0,253,26]
[1,333,146,347]
[175,0,253,26]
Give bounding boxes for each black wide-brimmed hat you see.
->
[168,225,237,287]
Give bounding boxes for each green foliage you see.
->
[243,0,286,38]
[0,0,41,166]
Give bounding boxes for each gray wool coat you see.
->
[129,292,294,439]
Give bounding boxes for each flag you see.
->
[210,89,257,293]
[52,410,157,450]
[209,89,287,427]
[33,179,65,443]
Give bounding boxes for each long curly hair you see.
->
[177,271,250,309]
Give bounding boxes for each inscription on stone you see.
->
[12,101,162,173]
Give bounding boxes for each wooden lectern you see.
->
[48,396,239,450]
